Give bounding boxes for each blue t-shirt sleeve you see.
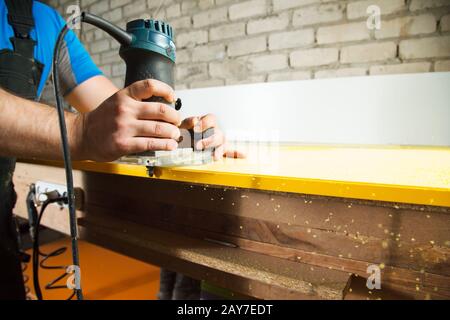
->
[54,12,103,95]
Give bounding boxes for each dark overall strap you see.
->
[0,0,37,300]
[5,0,35,58]
[6,0,34,39]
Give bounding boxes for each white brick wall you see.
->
[166,4,181,19]
[293,4,344,27]
[369,62,431,75]
[268,70,311,82]
[315,67,367,79]
[374,15,437,39]
[229,0,267,21]
[273,0,320,12]
[400,36,450,59]
[410,0,450,11]
[191,44,226,62]
[247,53,288,72]
[43,0,450,91]
[177,30,208,48]
[176,63,208,81]
[317,22,370,44]
[210,23,245,41]
[341,42,397,63]
[435,60,450,71]
[440,14,450,32]
[291,48,339,67]
[228,36,266,57]
[123,0,145,17]
[247,13,289,34]
[347,0,405,20]
[90,38,110,54]
[193,7,227,28]
[269,29,314,50]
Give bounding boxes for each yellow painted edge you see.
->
[21,159,450,208]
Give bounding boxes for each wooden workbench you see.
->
[13,144,450,300]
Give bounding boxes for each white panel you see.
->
[177,72,450,146]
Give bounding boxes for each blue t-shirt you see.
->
[0,0,102,98]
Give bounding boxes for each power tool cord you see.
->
[52,23,83,300]
[32,196,76,300]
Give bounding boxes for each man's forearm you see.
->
[0,89,83,160]
[0,79,185,163]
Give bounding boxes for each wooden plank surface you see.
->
[83,172,450,299]
[78,213,352,300]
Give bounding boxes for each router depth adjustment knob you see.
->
[175,98,182,111]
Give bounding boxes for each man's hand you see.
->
[76,79,181,162]
[180,114,245,160]
[0,81,242,163]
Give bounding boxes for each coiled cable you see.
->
[26,187,76,300]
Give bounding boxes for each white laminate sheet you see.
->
[177,72,450,146]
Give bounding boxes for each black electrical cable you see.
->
[32,198,62,299]
[31,196,76,300]
[81,12,132,45]
[52,23,83,300]
[40,245,76,300]
[32,200,49,300]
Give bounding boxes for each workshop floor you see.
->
[24,238,160,300]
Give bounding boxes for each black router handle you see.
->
[121,49,175,104]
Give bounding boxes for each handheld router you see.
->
[45,12,215,300]
[80,13,214,176]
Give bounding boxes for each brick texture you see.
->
[293,4,344,27]
[410,0,450,11]
[435,60,450,71]
[315,68,367,79]
[374,15,436,39]
[317,22,370,44]
[269,29,314,50]
[42,0,450,92]
[369,62,431,75]
[400,36,450,59]
[247,13,289,34]
[441,14,450,32]
[273,0,320,12]
[347,0,405,20]
[247,54,288,73]
[229,0,267,21]
[228,36,266,57]
[341,42,397,63]
[291,48,339,67]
